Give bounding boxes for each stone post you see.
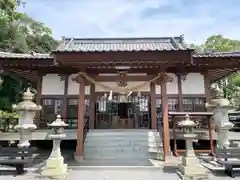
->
[177,114,208,180]
[41,115,68,178]
[13,88,42,147]
[148,130,164,160]
[206,84,234,148]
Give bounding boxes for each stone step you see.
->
[72,159,153,166]
[85,140,147,147]
[85,145,148,153]
[87,130,149,137]
[86,135,147,141]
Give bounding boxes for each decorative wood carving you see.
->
[72,73,90,85]
[117,71,128,87]
[154,73,173,85]
[59,74,65,82]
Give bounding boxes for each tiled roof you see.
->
[0,52,52,59]
[54,36,191,52]
[193,52,240,58]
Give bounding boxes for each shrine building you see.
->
[0,36,239,159]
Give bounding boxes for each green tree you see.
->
[0,0,58,128]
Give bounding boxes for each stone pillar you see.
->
[206,84,234,148]
[177,114,208,180]
[41,115,68,178]
[75,73,85,160]
[148,131,164,160]
[13,88,42,147]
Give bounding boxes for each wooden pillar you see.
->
[176,75,183,112]
[203,71,211,102]
[161,80,170,158]
[76,74,85,158]
[62,74,69,122]
[89,83,95,129]
[203,72,214,154]
[150,82,157,129]
[35,72,42,125]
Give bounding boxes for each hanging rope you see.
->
[79,72,165,94]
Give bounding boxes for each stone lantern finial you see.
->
[23,88,34,101]
[211,83,223,99]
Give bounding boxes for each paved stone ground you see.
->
[2,167,240,180]
[0,150,239,179]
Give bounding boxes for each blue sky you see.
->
[18,0,240,44]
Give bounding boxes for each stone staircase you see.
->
[83,129,151,166]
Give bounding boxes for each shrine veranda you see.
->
[0,36,239,158]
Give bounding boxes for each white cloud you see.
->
[19,0,240,44]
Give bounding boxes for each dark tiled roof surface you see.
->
[0,52,52,59]
[54,36,190,52]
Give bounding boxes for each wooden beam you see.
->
[91,75,154,82]
[55,51,191,64]
[0,59,53,66]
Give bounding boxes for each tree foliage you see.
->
[0,0,58,125]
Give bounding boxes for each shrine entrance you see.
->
[95,93,151,129]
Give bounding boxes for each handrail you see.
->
[157,113,171,156]
[156,114,164,149]
[83,116,89,144]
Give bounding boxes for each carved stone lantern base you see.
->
[177,157,209,180]
[41,156,67,178]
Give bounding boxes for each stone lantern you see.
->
[206,85,234,148]
[13,88,42,147]
[41,115,68,178]
[177,114,208,180]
